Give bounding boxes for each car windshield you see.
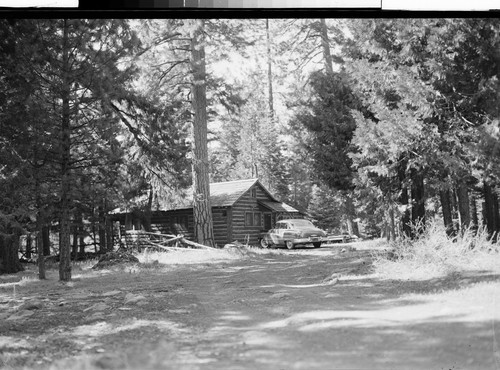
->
[289,220,315,228]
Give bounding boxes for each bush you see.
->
[373,219,500,280]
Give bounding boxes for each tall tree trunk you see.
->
[397,159,411,238]
[0,232,24,274]
[98,202,107,251]
[343,192,358,236]
[190,19,215,247]
[451,188,459,232]
[33,144,46,279]
[42,226,51,256]
[265,19,274,122]
[78,222,85,257]
[440,189,454,237]
[456,182,471,233]
[483,182,500,241]
[26,234,32,259]
[470,194,478,234]
[72,208,81,259]
[37,221,46,280]
[59,19,72,281]
[320,18,333,74]
[72,217,78,259]
[143,187,153,232]
[106,215,113,252]
[386,204,396,242]
[410,170,425,237]
[74,209,85,258]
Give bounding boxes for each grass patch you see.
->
[373,220,500,280]
[136,246,247,266]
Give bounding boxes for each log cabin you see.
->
[111,178,305,247]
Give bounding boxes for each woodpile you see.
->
[122,230,217,252]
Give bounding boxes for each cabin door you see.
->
[263,213,272,231]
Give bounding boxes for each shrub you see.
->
[373,219,500,280]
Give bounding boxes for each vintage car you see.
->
[260,219,328,249]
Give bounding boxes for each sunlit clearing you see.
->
[72,319,187,337]
[136,248,245,265]
[260,281,500,332]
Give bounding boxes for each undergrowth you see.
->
[136,246,246,265]
[373,220,500,280]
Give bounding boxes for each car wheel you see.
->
[313,242,321,248]
[286,240,294,250]
[260,238,270,249]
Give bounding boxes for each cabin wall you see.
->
[231,185,274,245]
[150,209,195,240]
[150,208,230,247]
[212,207,230,247]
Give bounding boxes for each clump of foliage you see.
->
[92,251,140,270]
[374,220,500,280]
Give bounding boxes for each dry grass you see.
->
[136,246,247,266]
[373,220,500,280]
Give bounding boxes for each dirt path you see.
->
[1,246,499,370]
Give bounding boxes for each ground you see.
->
[1,242,499,370]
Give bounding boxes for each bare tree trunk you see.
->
[190,19,215,247]
[72,216,78,259]
[265,19,274,121]
[59,19,72,281]
[78,221,85,257]
[470,193,478,234]
[42,226,51,256]
[344,193,358,236]
[26,234,32,259]
[105,215,113,252]
[440,189,454,237]
[37,224,46,280]
[35,182,46,278]
[74,209,85,258]
[33,144,46,279]
[143,187,153,232]
[320,19,333,74]
[397,159,411,238]
[98,202,107,251]
[0,232,24,274]
[386,204,396,242]
[410,170,425,237]
[456,182,471,233]
[451,188,459,232]
[483,182,499,240]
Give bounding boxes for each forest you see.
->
[1,18,499,281]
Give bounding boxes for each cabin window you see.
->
[245,212,254,226]
[254,213,261,227]
[175,215,188,229]
[245,212,261,227]
[251,188,257,198]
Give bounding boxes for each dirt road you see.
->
[1,245,499,369]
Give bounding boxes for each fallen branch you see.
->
[180,237,217,250]
[146,241,190,251]
[159,235,184,244]
[146,241,172,251]
[126,230,178,239]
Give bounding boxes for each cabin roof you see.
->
[210,178,277,207]
[111,178,298,215]
[258,200,300,213]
